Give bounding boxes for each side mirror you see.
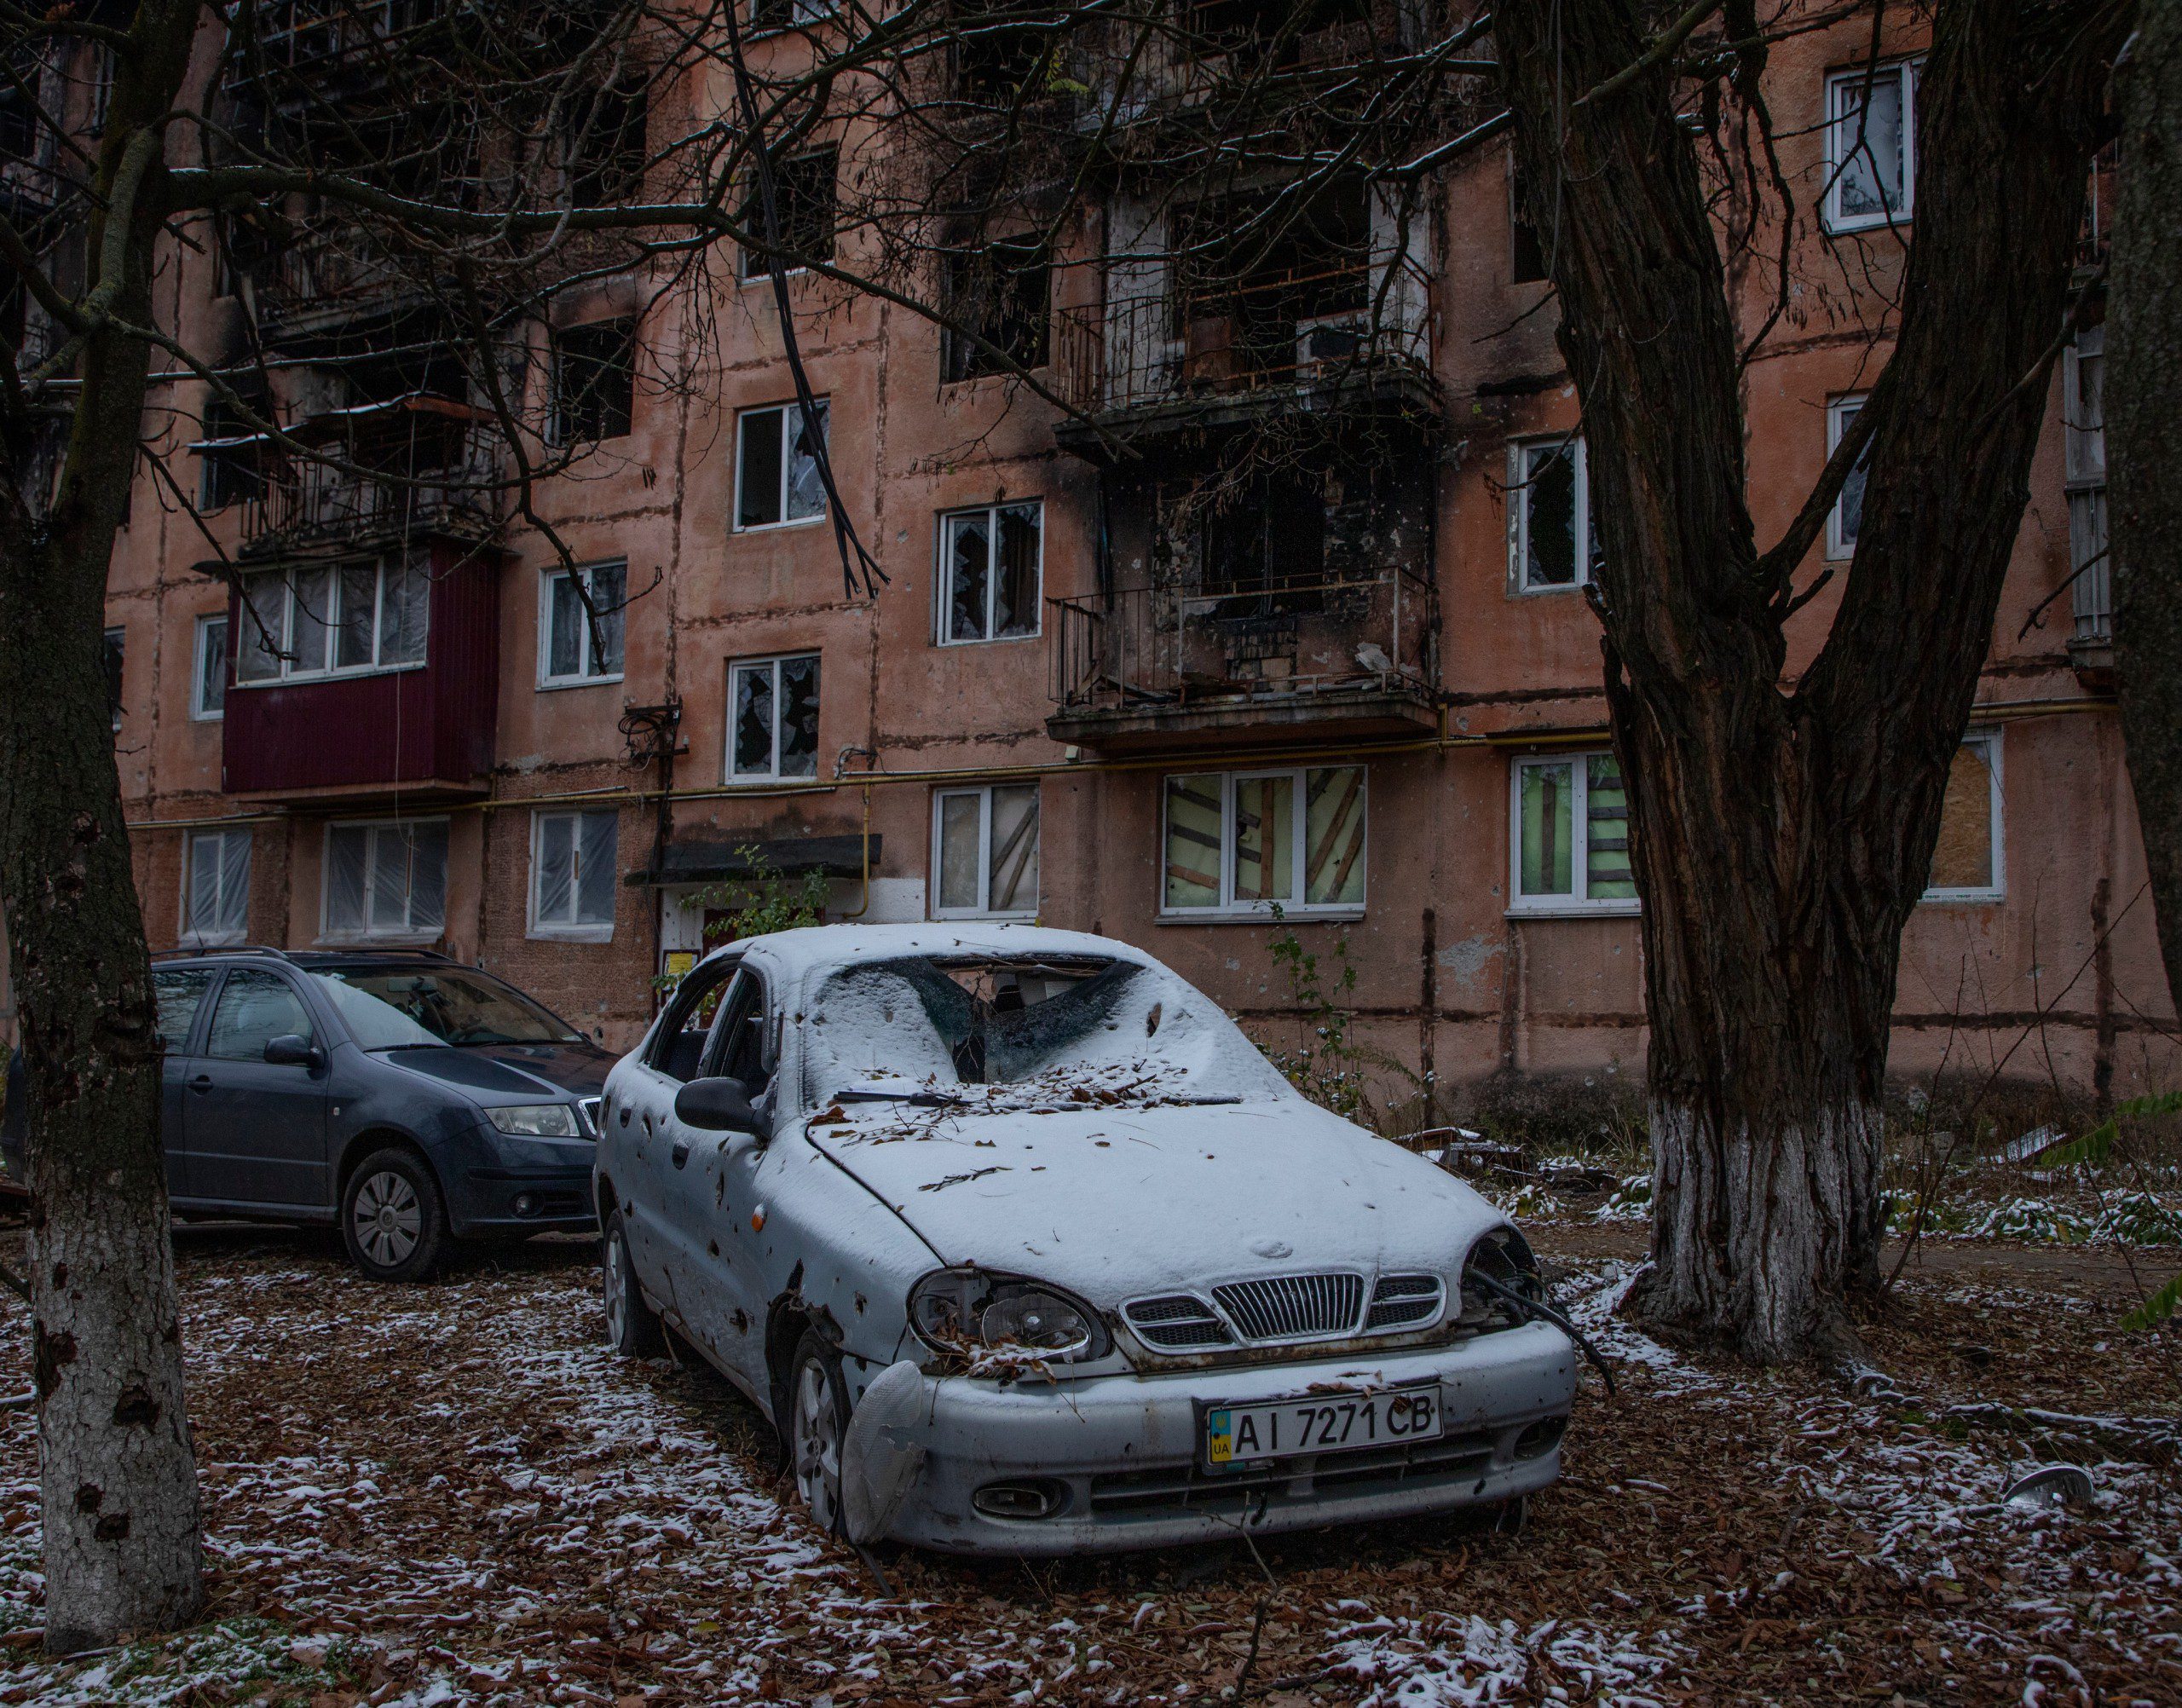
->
[674,1076,762,1137]
[263,1034,323,1070]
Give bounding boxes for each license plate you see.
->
[1204,1386,1440,1466]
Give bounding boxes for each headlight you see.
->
[907,1267,1109,1363]
[485,1103,580,1138]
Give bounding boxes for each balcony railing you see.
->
[1051,260,1431,417]
[239,396,499,557]
[1048,568,1437,723]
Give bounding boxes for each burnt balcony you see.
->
[1050,258,1434,456]
[238,394,499,560]
[1047,568,1439,751]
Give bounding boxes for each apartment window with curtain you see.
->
[323,818,448,939]
[2064,328,2109,643]
[1827,394,1869,559]
[1508,753,1637,915]
[727,654,820,782]
[1825,62,1918,233]
[1161,767,1366,918]
[938,501,1041,643]
[193,614,228,719]
[539,561,626,685]
[932,784,1039,919]
[182,828,251,944]
[531,809,619,938]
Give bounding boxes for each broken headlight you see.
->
[907,1267,1111,1362]
[1457,1227,1544,1332]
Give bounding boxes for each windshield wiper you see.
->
[833,1088,970,1108]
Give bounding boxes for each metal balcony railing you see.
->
[1048,568,1438,718]
[1051,259,1431,415]
[239,399,499,555]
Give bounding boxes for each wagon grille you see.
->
[1210,1273,1365,1342]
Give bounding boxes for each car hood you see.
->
[383,1041,612,1100]
[800,1099,1507,1305]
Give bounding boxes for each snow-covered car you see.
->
[593,924,1577,1554]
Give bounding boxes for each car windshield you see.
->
[801,953,1290,1110]
[312,968,582,1048]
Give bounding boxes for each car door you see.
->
[181,967,332,1208]
[661,965,779,1390]
[150,967,218,1199]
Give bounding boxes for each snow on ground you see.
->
[0,1233,2175,1705]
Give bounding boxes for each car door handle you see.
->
[188,1075,213,1093]
[671,1139,691,1170]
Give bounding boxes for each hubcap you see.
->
[604,1232,629,1346]
[351,1169,421,1267]
[794,1359,843,1532]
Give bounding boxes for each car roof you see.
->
[710,921,1154,987]
[151,946,466,972]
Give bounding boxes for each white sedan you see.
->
[594,923,1577,1554]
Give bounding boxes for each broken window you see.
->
[1827,395,1868,560]
[738,146,838,279]
[565,75,648,205]
[952,3,1057,106]
[103,626,124,730]
[1510,153,1549,285]
[940,242,1051,380]
[933,783,1040,918]
[1509,435,1596,592]
[939,501,1041,643]
[234,552,430,683]
[1201,469,1326,611]
[540,560,626,684]
[728,653,820,781]
[735,400,828,528]
[2064,328,2109,643]
[1924,734,2003,902]
[1170,176,1371,386]
[193,614,228,720]
[1510,753,1636,914]
[532,809,619,936]
[551,319,636,445]
[324,817,448,938]
[1162,766,1365,915]
[183,828,252,945]
[1826,61,1917,233]
[196,375,267,511]
[751,0,834,27]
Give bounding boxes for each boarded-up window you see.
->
[1163,767,1365,915]
[1511,752,1638,913]
[1925,736,2001,899]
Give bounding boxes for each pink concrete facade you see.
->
[99,9,2174,1117]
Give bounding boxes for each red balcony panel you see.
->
[222,541,500,799]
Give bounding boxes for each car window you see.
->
[649,956,738,1083]
[153,968,216,1050]
[704,969,774,1092]
[310,967,579,1045]
[205,969,315,1061]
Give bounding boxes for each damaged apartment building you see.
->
[71,0,2175,1117]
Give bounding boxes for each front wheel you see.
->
[789,1330,851,1536]
[603,1210,666,1357]
[341,1147,448,1283]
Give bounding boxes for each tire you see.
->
[341,1146,449,1283]
[602,1210,666,1357]
[788,1330,851,1537]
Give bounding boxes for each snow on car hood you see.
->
[801,1093,1508,1306]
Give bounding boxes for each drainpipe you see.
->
[834,746,877,920]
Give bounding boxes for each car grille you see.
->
[1365,1273,1446,1331]
[1124,1295,1234,1350]
[1210,1273,1365,1342]
[580,1097,603,1136]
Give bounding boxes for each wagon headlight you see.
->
[907,1267,1110,1362]
[485,1102,580,1138]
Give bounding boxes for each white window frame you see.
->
[528,808,620,941]
[930,784,1040,920]
[724,653,822,784]
[1507,435,1591,595]
[1826,394,1867,562]
[180,828,251,946]
[192,612,228,721]
[319,816,450,942]
[935,500,1044,645]
[1824,61,1918,235]
[1158,766,1368,921]
[732,401,829,533]
[537,561,626,689]
[234,557,429,684]
[2063,328,2110,643]
[1922,730,2005,904]
[1506,752,1640,918]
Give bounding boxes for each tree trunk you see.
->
[0,0,208,1651]
[1493,0,2121,1359]
[2110,4,2182,1014]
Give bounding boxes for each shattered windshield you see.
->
[799,954,1290,1110]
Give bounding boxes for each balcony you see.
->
[221,540,501,801]
[1049,259,1434,456]
[1047,569,1439,751]
[239,394,499,560]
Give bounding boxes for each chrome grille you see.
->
[1211,1273,1365,1342]
[1124,1295,1232,1350]
[580,1097,604,1136]
[1365,1273,1446,1331]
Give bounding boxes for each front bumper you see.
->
[440,1126,598,1236]
[880,1322,1578,1555]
